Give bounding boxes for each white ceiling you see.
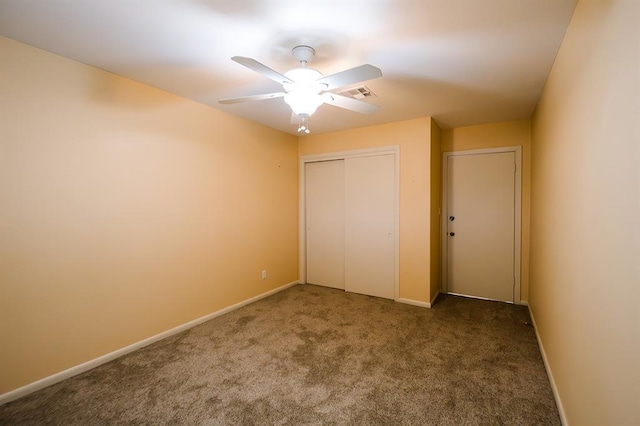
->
[0,0,577,135]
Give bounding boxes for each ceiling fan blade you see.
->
[322,93,379,114]
[232,56,294,85]
[317,64,383,91]
[219,92,286,104]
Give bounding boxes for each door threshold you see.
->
[445,291,514,304]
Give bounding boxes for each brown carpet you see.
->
[0,284,560,425]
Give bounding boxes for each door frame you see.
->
[441,146,523,304]
[299,145,400,301]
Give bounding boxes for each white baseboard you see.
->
[0,281,299,406]
[527,305,567,425]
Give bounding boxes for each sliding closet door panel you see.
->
[344,154,395,299]
[305,160,345,289]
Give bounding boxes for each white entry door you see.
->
[305,160,345,289]
[445,151,517,302]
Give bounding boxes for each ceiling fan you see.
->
[219,45,383,134]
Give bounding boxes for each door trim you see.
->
[441,146,522,304]
[299,146,400,301]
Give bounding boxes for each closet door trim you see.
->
[299,145,400,301]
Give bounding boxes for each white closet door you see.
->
[344,154,396,299]
[305,160,345,289]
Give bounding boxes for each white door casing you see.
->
[441,147,522,303]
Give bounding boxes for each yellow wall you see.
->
[441,119,532,302]
[530,0,639,424]
[299,118,434,303]
[429,119,442,302]
[0,37,299,394]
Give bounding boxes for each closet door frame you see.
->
[299,146,400,301]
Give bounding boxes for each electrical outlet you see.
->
[261,270,267,280]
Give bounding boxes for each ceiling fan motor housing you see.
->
[292,45,315,64]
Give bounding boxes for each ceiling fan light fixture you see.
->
[283,67,323,86]
[284,90,324,116]
[283,66,325,118]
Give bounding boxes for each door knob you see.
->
[449,216,455,221]
[449,232,455,237]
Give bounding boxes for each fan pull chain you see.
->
[297,115,311,134]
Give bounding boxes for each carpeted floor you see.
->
[0,284,560,425]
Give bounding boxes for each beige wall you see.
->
[441,119,532,302]
[530,0,639,424]
[299,118,434,303]
[0,37,299,395]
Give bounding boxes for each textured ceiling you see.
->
[0,0,577,135]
